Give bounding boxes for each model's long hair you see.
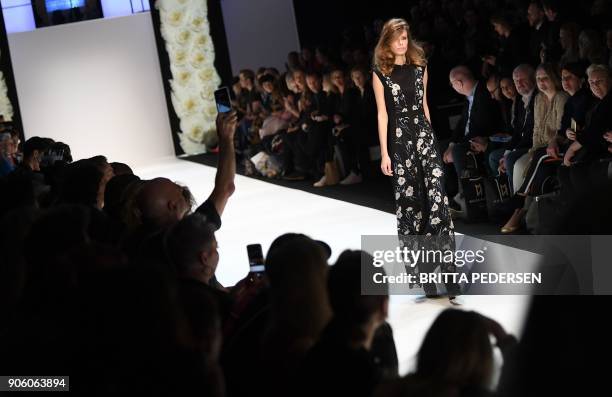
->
[374,18,426,76]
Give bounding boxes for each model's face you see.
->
[561,70,582,96]
[513,70,534,96]
[588,71,611,99]
[536,69,554,94]
[390,30,408,57]
[492,22,504,36]
[500,78,517,100]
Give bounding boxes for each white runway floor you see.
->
[135,158,531,376]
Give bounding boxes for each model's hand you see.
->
[603,131,612,143]
[566,128,576,141]
[381,154,393,176]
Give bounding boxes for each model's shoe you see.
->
[313,175,327,187]
[339,172,363,185]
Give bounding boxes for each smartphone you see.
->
[247,244,265,274]
[214,87,232,113]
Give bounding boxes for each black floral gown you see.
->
[375,64,454,237]
[376,64,459,296]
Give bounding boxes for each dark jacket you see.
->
[508,91,537,150]
[452,81,502,143]
[557,86,598,138]
[576,91,612,160]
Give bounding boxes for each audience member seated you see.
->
[331,68,363,185]
[500,63,569,233]
[559,64,612,202]
[487,15,529,77]
[559,22,581,66]
[442,65,502,209]
[0,132,17,176]
[488,65,537,192]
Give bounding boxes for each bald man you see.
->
[440,66,502,210]
[124,111,237,271]
[136,111,237,229]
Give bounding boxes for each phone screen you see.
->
[247,244,265,273]
[214,87,232,113]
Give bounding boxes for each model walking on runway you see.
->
[372,18,460,302]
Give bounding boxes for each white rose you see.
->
[397,168,405,175]
[398,177,406,186]
[396,128,402,137]
[432,168,442,177]
[405,159,412,168]
[435,196,442,203]
[414,118,419,124]
[406,186,413,196]
[432,204,438,212]
[431,217,440,225]
[176,29,191,45]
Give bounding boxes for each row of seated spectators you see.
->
[0,115,601,395]
[226,0,612,233]
[231,65,377,187]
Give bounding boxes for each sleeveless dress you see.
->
[375,64,454,237]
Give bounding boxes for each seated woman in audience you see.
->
[560,64,612,201]
[556,62,598,153]
[375,309,517,397]
[500,63,568,233]
[487,74,514,135]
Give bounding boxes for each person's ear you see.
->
[199,249,210,267]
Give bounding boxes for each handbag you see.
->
[484,173,513,221]
[460,176,488,223]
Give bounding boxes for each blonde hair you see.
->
[373,18,426,76]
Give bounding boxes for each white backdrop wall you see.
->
[220,0,300,75]
[7,13,175,167]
